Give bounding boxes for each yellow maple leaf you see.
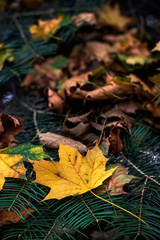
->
[30,143,117,201]
[98,3,133,31]
[29,15,63,40]
[0,154,26,191]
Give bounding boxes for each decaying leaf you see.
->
[30,143,117,201]
[100,164,136,195]
[0,154,26,191]
[0,207,35,225]
[39,132,87,154]
[97,3,133,31]
[48,88,64,113]
[108,127,123,155]
[72,13,97,27]
[0,113,24,149]
[0,142,49,161]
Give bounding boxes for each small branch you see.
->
[18,99,67,117]
[98,117,107,145]
[13,16,43,60]
[79,195,99,223]
[44,223,56,240]
[8,171,33,212]
[33,110,40,137]
[137,177,148,236]
[121,154,160,186]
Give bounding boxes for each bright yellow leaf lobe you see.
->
[31,143,117,201]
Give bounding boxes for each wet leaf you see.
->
[30,143,117,201]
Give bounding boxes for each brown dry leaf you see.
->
[118,99,138,114]
[39,132,87,154]
[128,74,153,95]
[100,106,135,134]
[58,72,93,100]
[29,15,63,40]
[0,114,24,149]
[116,34,150,57]
[98,3,133,31]
[85,75,133,101]
[108,127,123,155]
[0,207,35,225]
[48,88,64,113]
[61,111,98,143]
[61,111,92,137]
[152,41,160,52]
[150,73,160,88]
[98,164,136,195]
[21,57,65,89]
[85,41,114,62]
[72,13,97,27]
[30,143,117,201]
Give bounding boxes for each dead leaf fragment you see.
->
[0,113,24,149]
[108,127,123,155]
[72,13,97,27]
[104,164,136,195]
[30,143,117,201]
[48,88,64,113]
[39,132,87,154]
[0,207,35,225]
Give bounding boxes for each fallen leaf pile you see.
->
[0,2,160,231]
[20,3,160,134]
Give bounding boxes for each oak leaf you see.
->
[30,143,117,201]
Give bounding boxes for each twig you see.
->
[44,223,56,240]
[138,177,148,236]
[98,117,107,145]
[121,154,160,186]
[8,171,33,212]
[33,110,40,136]
[18,99,67,117]
[15,7,90,18]
[13,16,43,60]
[79,195,100,223]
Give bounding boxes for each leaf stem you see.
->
[90,190,148,226]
